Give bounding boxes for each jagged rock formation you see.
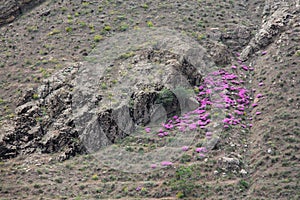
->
[240,2,298,61]
[0,0,46,26]
[0,64,84,160]
[0,28,213,160]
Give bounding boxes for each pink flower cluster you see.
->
[146,53,265,168]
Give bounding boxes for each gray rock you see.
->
[240,6,294,61]
[221,25,252,52]
[218,156,241,171]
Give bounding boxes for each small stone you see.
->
[267,148,272,154]
[240,169,247,175]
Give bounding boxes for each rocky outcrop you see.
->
[240,2,297,61]
[220,25,252,53]
[0,64,84,160]
[0,28,215,160]
[77,48,205,155]
[0,0,45,26]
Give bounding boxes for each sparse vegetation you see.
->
[104,25,112,31]
[0,0,299,199]
[94,35,103,42]
[147,21,154,27]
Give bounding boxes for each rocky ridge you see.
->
[0,0,46,26]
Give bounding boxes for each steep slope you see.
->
[0,0,299,199]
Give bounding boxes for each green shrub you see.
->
[157,88,174,105]
[48,29,61,36]
[94,35,103,42]
[141,3,149,9]
[171,166,194,197]
[92,174,99,180]
[119,51,135,59]
[32,93,39,100]
[101,83,107,89]
[147,21,154,27]
[119,23,129,31]
[104,25,112,31]
[65,27,72,32]
[239,180,249,190]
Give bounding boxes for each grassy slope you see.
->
[0,0,299,199]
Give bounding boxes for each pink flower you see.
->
[248,124,253,127]
[256,111,261,115]
[259,82,264,86]
[196,147,207,153]
[145,127,151,133]
[189,123,197,130]
[151,164,157,169]
[231,80,240,85]
[261,51,267,55]
[204,119,211,125]
[194,109,206,114]
[256,94,263,98]
[239,88,247,96]
[199,153,206,157]
[181,146,189,151]
[230,86,237,91]
[198,91,206,96]
[241,65,248,71]
[237,105,245,111]
[235,110,244,115]
[163,132,169,136]
[231,65,237,69]
[223,118,231,124]
[224,74,237,80]
[136,186,142,191]
[158,133,165,137]
[206,132,213,137]
[161,161,173,166]
[200,113,209,121]
[206,89,212,94]
[163,123,173,129]
[252,103,258,107]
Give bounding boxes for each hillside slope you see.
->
[0,0,299,199]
